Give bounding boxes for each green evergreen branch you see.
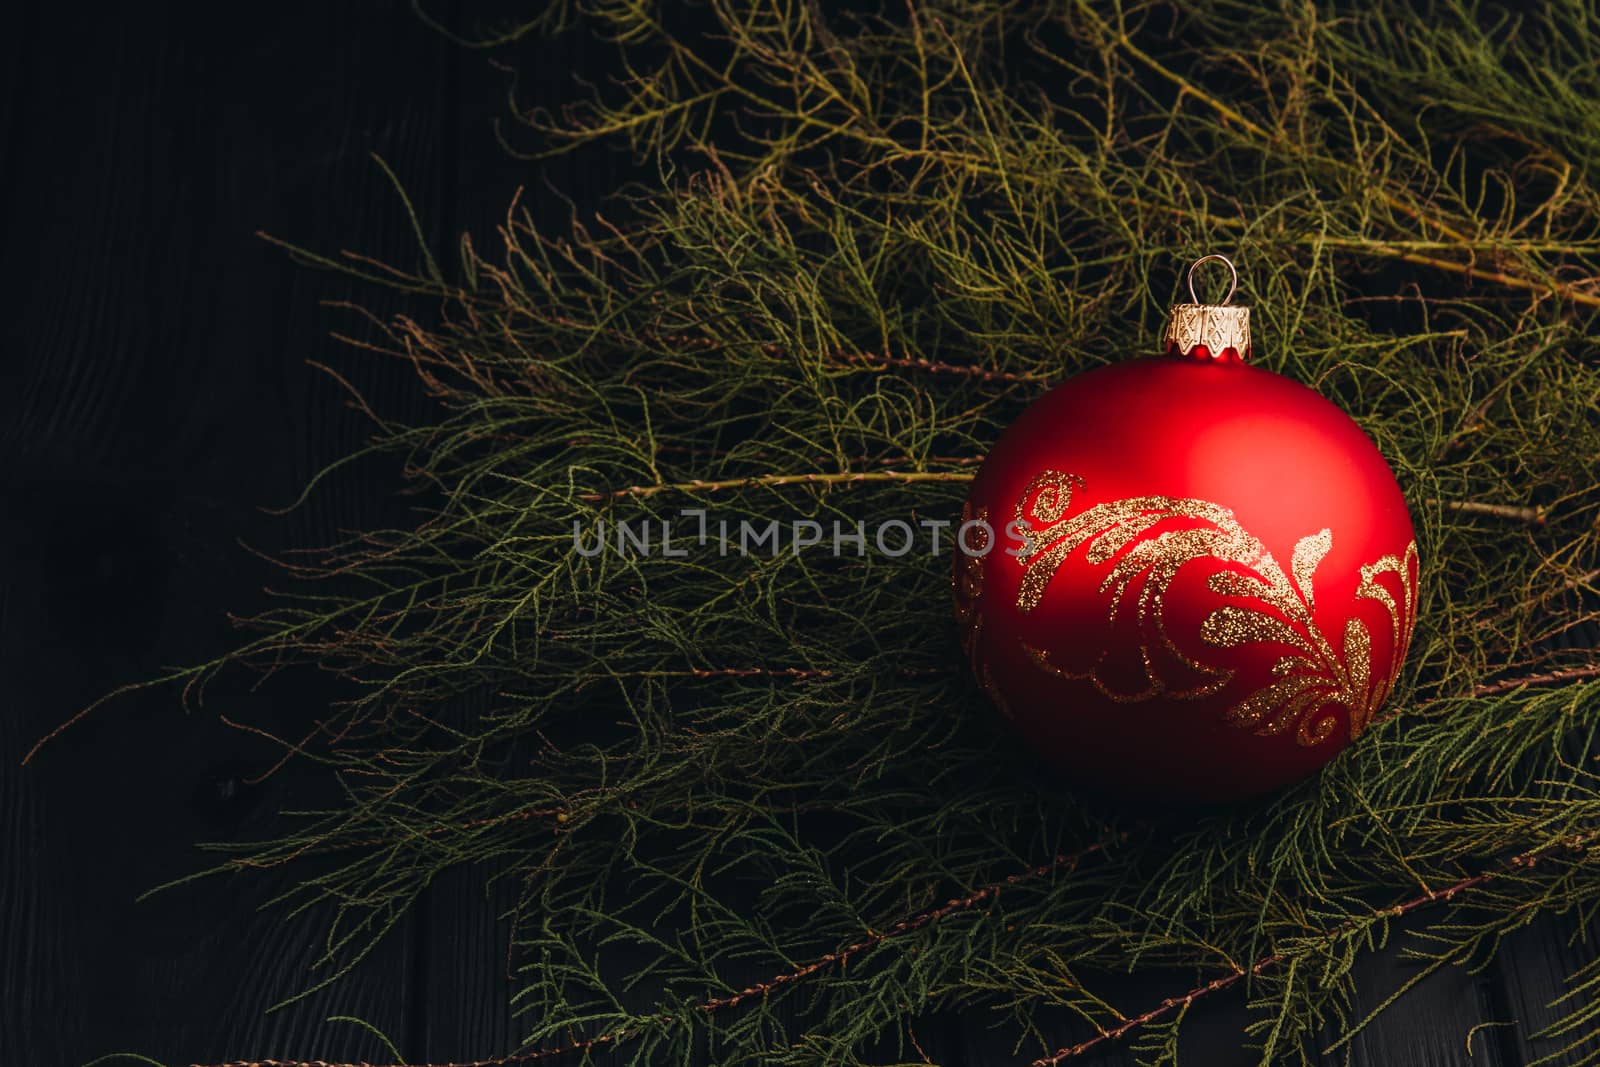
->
[1035,827,1600,1064]
[69,2,1600,1064]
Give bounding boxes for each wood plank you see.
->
[0,485,415,1065]
[1494,911,1600,1067]
[413,855,528,1061]
[0,0,466,1062]
[1332,913,1514,1067]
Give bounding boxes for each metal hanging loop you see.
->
[1187,254,1238,306]
[1163,253,1250,362]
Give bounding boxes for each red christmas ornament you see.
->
[954,256,1419,802]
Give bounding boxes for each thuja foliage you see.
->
[91,1,1600,1063]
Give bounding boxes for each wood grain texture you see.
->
[1331,913,1511,1067]
[0,486,414,1066]
[413,857,529,1063]
[1,1,457,1064]
[1495,913,1600,1066]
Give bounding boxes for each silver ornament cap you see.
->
[1163,254,1251,363]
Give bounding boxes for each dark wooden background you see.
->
[1,3,1595,1065]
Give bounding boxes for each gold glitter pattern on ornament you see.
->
[1013,470,1084,611]
[1009,470,1419,747]
[1023,641,1168,704]
[953,501,988,655]
[1292,529,1332,609]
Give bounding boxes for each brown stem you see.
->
[188,837,1122,1067]
[1428,497,1547,526]
[1031,831,1597,1065]
[627,328,1049,387]
[826,349,1052,385]
[696,837,1119,1015]
[566,441,985,471]
[688,665,837,679]
[678,665,948,680]
[1474,663,1600,697]
[1381,248,1600,310]
[578,469,976,501]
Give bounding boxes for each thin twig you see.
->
[578,469,976,501]
[1031,830,1598,1065]
[581,475,1533,532]
[688,665,836,679]
[1474,664,1600,698]
[829,350,1052,385]
[1379,248,1600,310]
[187,837,1123,1067]
[1428,497,1548,526]
[696,837,1120,1015]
